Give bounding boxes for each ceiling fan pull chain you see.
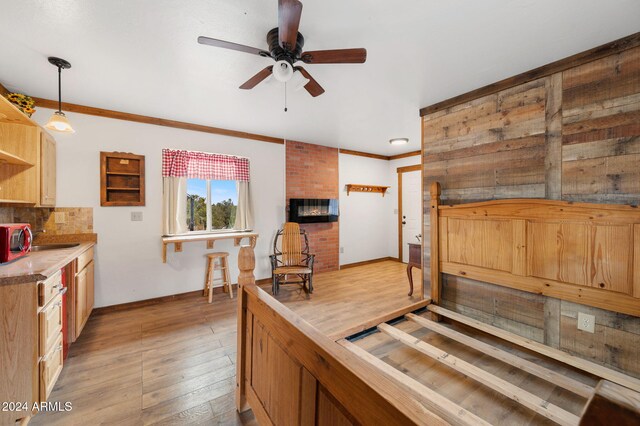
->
[284,82,288,112]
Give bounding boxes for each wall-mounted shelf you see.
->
[346,184,390,197]
[100,151,145,206]
[0,149,34,167]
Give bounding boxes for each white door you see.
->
[402,170,422,263]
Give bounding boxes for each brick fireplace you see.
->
[285,140,339,273]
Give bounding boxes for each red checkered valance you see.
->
[162,149,250,181]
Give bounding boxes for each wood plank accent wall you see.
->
[421,37,640,377]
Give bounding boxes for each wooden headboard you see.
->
[429,182,640,317]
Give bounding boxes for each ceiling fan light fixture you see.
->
[272,60,293,83]
[389,138,409,145]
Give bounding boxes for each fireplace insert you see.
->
[289,199,339,223]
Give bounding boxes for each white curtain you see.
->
[234,181,254,230]
[162,177,188,235]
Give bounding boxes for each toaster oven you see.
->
[0,223,32,263]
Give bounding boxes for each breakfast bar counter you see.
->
[161,231,258,263]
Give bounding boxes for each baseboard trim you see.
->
[93,283,247,315]
[340,257,400,270]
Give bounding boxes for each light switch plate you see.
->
[577,312,595,333]
[54,212,66,224]
[131,212,143,221]
[340,247,344,253]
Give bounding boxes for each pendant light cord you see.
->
[57,66,62,113]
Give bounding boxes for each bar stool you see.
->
[205,252,233,303]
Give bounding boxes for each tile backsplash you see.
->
[0,207,93,235]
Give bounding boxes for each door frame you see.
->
[397,164,421,262]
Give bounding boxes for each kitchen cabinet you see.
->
[0,95,57,206]
[0,244,94,424]
[40,131,56,206]
[74,247,94,339]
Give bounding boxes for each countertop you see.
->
[0,242,95,285]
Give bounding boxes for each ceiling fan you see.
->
[198,0,367,97]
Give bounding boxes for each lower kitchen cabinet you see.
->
[0,244,95,425]
[74,247,94,339]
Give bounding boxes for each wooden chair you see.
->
[270,222,315,295]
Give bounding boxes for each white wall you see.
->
[32,108,285,308]
[338,153,421,266]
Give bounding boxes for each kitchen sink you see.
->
[31,243,80,251]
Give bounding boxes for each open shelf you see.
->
[346,184,390,197]
[101,151,145,206]
[0,149,34,167]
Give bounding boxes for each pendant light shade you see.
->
[46,111,75,133]
[45,57,75,134]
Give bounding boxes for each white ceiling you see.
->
[0,0,639,155]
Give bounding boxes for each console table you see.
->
[161,231,258,263]
[407,243,421,296]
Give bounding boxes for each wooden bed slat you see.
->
[338,339,491,426]
[405,313,595,398]
[428,305,640,393]
[378,323,581,426]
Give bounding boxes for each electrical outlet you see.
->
[131,212,143,221]
[54,212,67,224]
[577,312,595,333]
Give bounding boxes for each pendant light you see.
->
[45,57,75,133]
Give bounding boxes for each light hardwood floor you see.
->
[32,260,420,425]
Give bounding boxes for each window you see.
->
[162,148,252,236]
[186,179,238,232]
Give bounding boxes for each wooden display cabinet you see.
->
[100,151,145,206]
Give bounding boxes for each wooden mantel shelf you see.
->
[346,184,390,197]
[161,231,258,263]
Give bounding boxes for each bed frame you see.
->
[235,184,640,425]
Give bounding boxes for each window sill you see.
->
[162,229,252,238]
[161,231,258,263]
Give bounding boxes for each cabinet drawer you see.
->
[39,293,63,357]
[39,333,63,402]
[76,247,94,272]
[38,270,62,307]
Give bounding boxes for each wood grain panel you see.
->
[317,386,354,426]
[634,224,640,298]
[447,218,513,272]
[529,222,590,285]
[590,225,632,293]
[0,282,38,425]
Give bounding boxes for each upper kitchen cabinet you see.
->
[40,131,57,206]
[0,95,56,206]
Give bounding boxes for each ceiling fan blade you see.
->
[295,67,325,97]
[239,66,274,90]
[198,36,270,57]
[278,0,303,51]
[300,48,367,64]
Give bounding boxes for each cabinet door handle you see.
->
[58,287,68,296]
